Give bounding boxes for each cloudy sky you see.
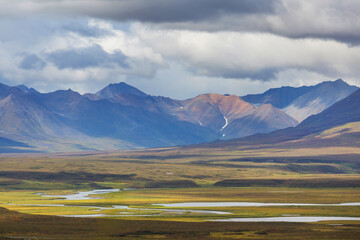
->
[0,0,360,99]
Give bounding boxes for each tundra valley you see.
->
[1,1,360,239]
[1,79,360,239]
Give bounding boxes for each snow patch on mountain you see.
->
[220,116,228,131]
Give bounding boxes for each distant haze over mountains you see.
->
[0,79,358,153]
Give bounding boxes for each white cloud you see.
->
[154,0,360,45]
[0,18,359,98]
[1,0,360,44]
[126,62,355,100]
[0,19,165,93]
[130,24,360,81]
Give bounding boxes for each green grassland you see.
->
[1,141,360,190]
[1,187,360,220]
[0,187,360,239]
[0,123,360,239]
[2,206,360,240]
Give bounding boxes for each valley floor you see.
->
[0,141,359,239]
[1,206,360,240]
[1,187,360,239]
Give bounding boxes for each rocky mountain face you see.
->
[222,104,298,138]
[172,94,297,139]
[173,94,254,130]
[242,79,358,122]
[0,79,356,152]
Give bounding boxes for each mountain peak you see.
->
[101,82,146,95]
[335,78,344,83]
[49,89,82,101]
[0,83,25,98]
[56,88,79,94]
[16,84,29,91]
[96,82,147,101]
[316,79,356,89]
[15,84,39,94]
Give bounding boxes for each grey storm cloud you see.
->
[19,53,46,70]
[1,0,360,44]
[0,0,359,97]
[0,0,278,22]
[46,45,129,69]
[219,68,279,81]
[89,0,278,22]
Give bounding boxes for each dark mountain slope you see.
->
[243,86,310,109]
[297,88,360,133]
[0,93,73,139]
[0,83,25,99]
[16,84,39,94]
[0,135,33,153]
[0,136,29,147]
[34,88,218,148]
[283,79,358,122]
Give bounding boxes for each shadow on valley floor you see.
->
[0,171,136,181]
[214,178,360,188]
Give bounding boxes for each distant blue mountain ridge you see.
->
[0,79,357,152]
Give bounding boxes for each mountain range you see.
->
[203,87,360,149]
[0,79,358,153]
[242,79,357,122]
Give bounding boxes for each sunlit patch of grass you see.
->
[0,204,99,216]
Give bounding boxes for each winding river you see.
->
[14,189,359,222]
